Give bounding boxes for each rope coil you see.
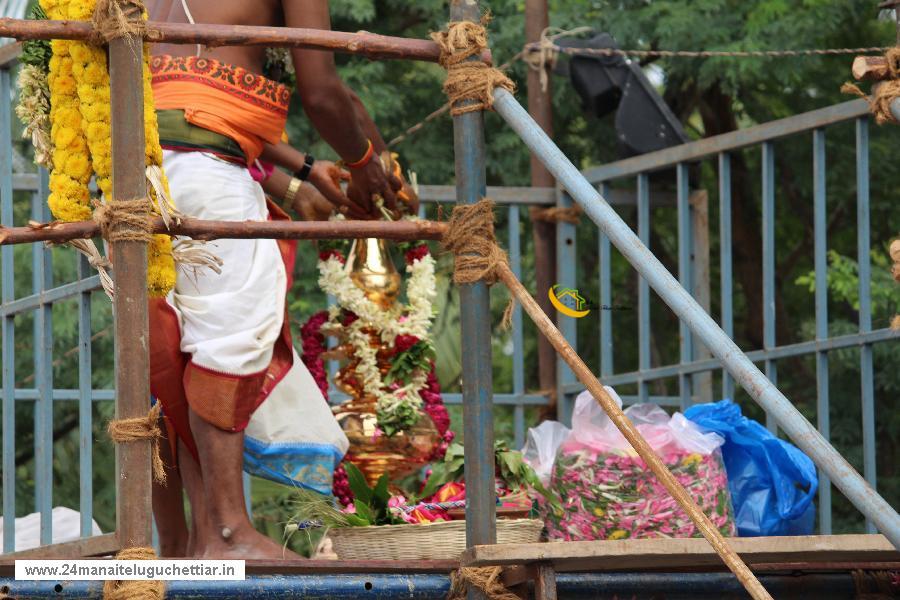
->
[442,198,515,328]
[107,402,166,484]
[91,0,150,45]
[522,26,593,92]
[442,199,507,285]
[93,198,154,243]
[530,204,582,224]
[430,18,515,115]
[448,566,519,600]
[102,547,165,600]
[843,47,900,124]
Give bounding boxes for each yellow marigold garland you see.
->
[39,0,176,297]
[141,43,177,296]
[45,33,94,221]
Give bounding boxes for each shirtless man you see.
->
[145,0,398,559]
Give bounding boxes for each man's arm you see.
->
[282,0,396,213]
[259,142,366,218]
[343,84,388,153]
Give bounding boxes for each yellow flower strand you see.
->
[41,0,177,297]
[141,42,176,296]
[42,0,92,221]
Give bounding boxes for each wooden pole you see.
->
[851,55,891,81]
[525,0,559,418]
[0,18,491,64]
[690,190,713,404]
[0,218,448,246]
[108,30,152,550]
[493,260,773,600]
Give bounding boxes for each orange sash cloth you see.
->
[150,55,291,166]
[150,201,297,463]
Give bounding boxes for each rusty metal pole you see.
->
[108,31,152,549]
[525,0,558,416]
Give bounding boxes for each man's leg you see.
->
[176,438,211,557]
[188,408,300,559]
[151,416,189,557]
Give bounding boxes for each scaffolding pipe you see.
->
[0,218,448,245]
[107,32,152,549]
[491,87,900,550]
[449,8,497,600]
[0,18,491,64]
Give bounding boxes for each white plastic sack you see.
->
[570,388,723,456]
[243,348,349,494]
[0,507,102,552]
[521,420,571,485]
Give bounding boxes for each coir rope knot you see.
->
[531,204,582,224]
[442,198,507,285]
[842,47,900,124]
[102,547,165,600]
[93,198,154,243]
[448,566,519,600]
[91,0,150,45]
[108,402,166,484]
[430,18,515,115]
[442,198,515,328]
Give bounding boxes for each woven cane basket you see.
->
[329,518,543,560]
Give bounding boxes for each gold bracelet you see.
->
[282,177,302,210]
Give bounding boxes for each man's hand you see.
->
[347,160,401,218]
[291,182,333,222]
[306,160,373,220]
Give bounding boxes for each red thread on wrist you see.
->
[345,139,374,169]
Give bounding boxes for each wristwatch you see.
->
[294,154,315,181]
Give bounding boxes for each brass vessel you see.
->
[344,238,402,309]
[332,238,439,486]
[334,397,439,487]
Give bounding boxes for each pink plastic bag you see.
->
[542,388,736,541]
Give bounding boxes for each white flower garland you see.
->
[317,235,437,432]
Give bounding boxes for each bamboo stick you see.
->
[0,218,448,245]
[0,18,492,64]
[493,261,773,600]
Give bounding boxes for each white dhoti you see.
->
[164,150,286,377]
[150,150,347,490]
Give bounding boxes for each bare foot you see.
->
[195,524,303,560]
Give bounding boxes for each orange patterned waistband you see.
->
[150,55,291,164]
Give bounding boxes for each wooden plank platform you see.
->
[460,534,900,573]
[0,533,118,561]
[0,555,457,577]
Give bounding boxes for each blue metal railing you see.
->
[0,54,556,549]
[541,95,897,537]
[4,55,899,552]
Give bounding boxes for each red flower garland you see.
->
[299,310,330,400]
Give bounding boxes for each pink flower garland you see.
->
[299,310,330,399]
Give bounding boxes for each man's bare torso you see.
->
[147,0,283,73]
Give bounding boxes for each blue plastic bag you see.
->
[684,399,817,537]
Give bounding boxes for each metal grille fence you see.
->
[2,58,898,552]
[554,99,897,535]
